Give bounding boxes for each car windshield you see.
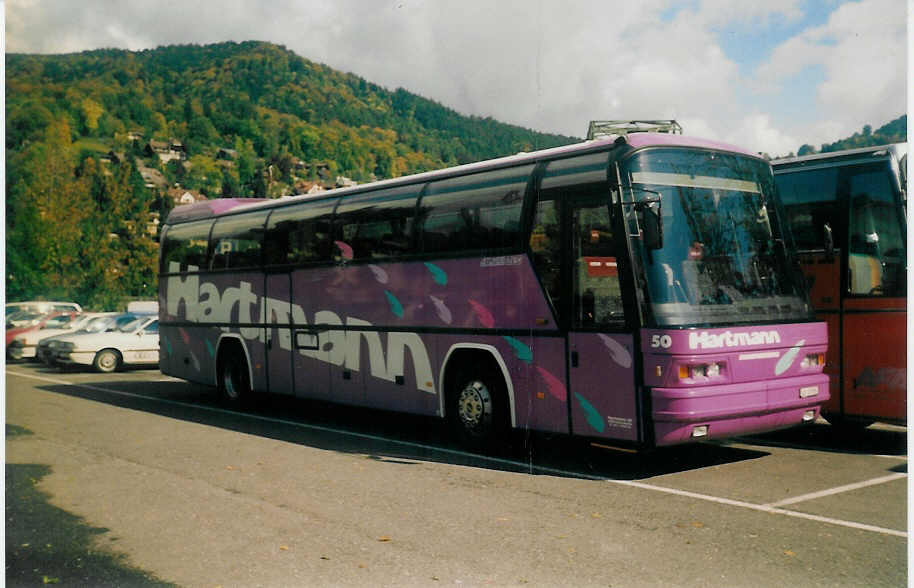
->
[622,148,811,327]
[41,315,73,329]
[67,314,95,330]
[7,312,43,326]
[83,316,117,333]
[116,317,146,332]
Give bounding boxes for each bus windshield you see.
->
[622,148,811,327]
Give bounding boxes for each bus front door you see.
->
[567,199,638,442]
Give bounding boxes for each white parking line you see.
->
[8,369,908,539]
[766,473,907,507]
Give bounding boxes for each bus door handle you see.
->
[571,351,579,368]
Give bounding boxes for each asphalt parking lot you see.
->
[6,363,908,587]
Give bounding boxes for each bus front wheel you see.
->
[448,368,507,451]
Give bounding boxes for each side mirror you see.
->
[641,203,663,250]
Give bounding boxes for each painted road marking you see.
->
[8,369,908,539]
[766,473,907,507]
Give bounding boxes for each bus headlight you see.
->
[800,353,825,368]
[679,362,724,380]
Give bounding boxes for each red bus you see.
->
[773,144,907,427]
[158,130,828,451]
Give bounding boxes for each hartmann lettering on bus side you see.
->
[689,330,781,350]
[165,263,436,394]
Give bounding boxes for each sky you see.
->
[4,0,908,156]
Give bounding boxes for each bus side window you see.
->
[417,165,533,254]
[209,211,269,270]
[846,165,906,296]
[571,196,623,327]
[333,187,420,260]
[264,199,336,266]
[775,168,840,251]
[161,219,212,273]
[530,197,562,318]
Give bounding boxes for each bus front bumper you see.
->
[650,374,829,446]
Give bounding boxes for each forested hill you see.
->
[7,41,577,192]
[5,41,576,307]
[794,115,906,157]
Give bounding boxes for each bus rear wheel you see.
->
[218,347,251,406]
[448,368,507,451]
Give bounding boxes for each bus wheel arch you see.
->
[441,345,515,448]
[215,335,253,406]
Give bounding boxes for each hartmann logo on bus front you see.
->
[689,330,781,350]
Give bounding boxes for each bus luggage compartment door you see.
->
[568,333,638,441]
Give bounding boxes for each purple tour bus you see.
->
[159,129,828,450]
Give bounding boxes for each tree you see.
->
[7,119,93,301]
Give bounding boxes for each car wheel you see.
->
[93,349,121,373]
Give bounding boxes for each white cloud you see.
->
[754,0,906,147]
[4,0,905,156]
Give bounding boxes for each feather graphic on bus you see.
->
[178,327,190,345]
[574,393,606,433]
[424,262,448,285]
[775,339,805,375]
[468,299,495,328]
[334,240,354,260]
[597,334,632,368]
[503,336,533,363]
[161,336,172,356]
[535,366,567,401]
[369,265,389,284]
[429,295,452,324]
[205,339,215,358]
[189,350,201,372]
[385,290,404,318]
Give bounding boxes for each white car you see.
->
[37,314,126,365]
[9,312,115,361]
[46,314,160,373]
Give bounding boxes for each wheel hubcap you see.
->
[99,353,116,370]
[457,381,490,429]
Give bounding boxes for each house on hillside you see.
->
[145,139,186,164]
[167,187,207,206]
[103,151,126,165]
[295,180,326,195]
[136,165,167,190]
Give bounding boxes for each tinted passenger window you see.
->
[264,199,337,266]
[417,165,533,253]
[846,163,905,296]
[334,187,420,260]
[210,210,269,270]
[161,220,213,273]
[775,168,840,251]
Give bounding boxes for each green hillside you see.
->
[5,41,576,307]
[795,115,906,156]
